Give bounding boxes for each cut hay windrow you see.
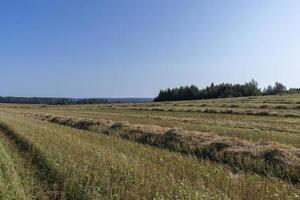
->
[100,106,300,118]
[28,112,300,184]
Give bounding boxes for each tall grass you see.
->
[0,137,28,200]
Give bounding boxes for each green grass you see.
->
[0,134,33,200]
[0,131,53,200]
[0,139,24,200]
[0,112,299,199]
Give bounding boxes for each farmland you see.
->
[0,94,300,199]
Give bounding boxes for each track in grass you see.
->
[0,131,57,200]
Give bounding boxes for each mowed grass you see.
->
[7,98,300,148]
[0,112,299,199]
[27,112,300,184]
[70,109,300,148]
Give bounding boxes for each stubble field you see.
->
[0,94,300,199]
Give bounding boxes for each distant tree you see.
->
[263,85,275,95]
[182,85,199,100]
[242,79,262,96]
[263,82,287,95]
[274,82,287,94]
[0,97,109,105]
[289,88,300,93]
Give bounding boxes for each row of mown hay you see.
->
[28,112,300,184]
[116,107,300,117]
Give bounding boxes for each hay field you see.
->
[0,94,300,199]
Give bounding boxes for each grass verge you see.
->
[0,122,63,199]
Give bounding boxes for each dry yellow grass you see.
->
[1,94,300,199]
[0,112,299,199]
[27,112,300,184]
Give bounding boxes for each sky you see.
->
[0,0,300,98]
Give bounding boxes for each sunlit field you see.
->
[1,94,300,199]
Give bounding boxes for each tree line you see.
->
[0,97,109,105]
[154,80,297,102]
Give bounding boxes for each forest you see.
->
[154,80,294,102]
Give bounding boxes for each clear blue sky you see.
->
[1,0,300,98]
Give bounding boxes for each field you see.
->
[0,94,300,199]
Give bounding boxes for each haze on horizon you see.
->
[1,0,299,98]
